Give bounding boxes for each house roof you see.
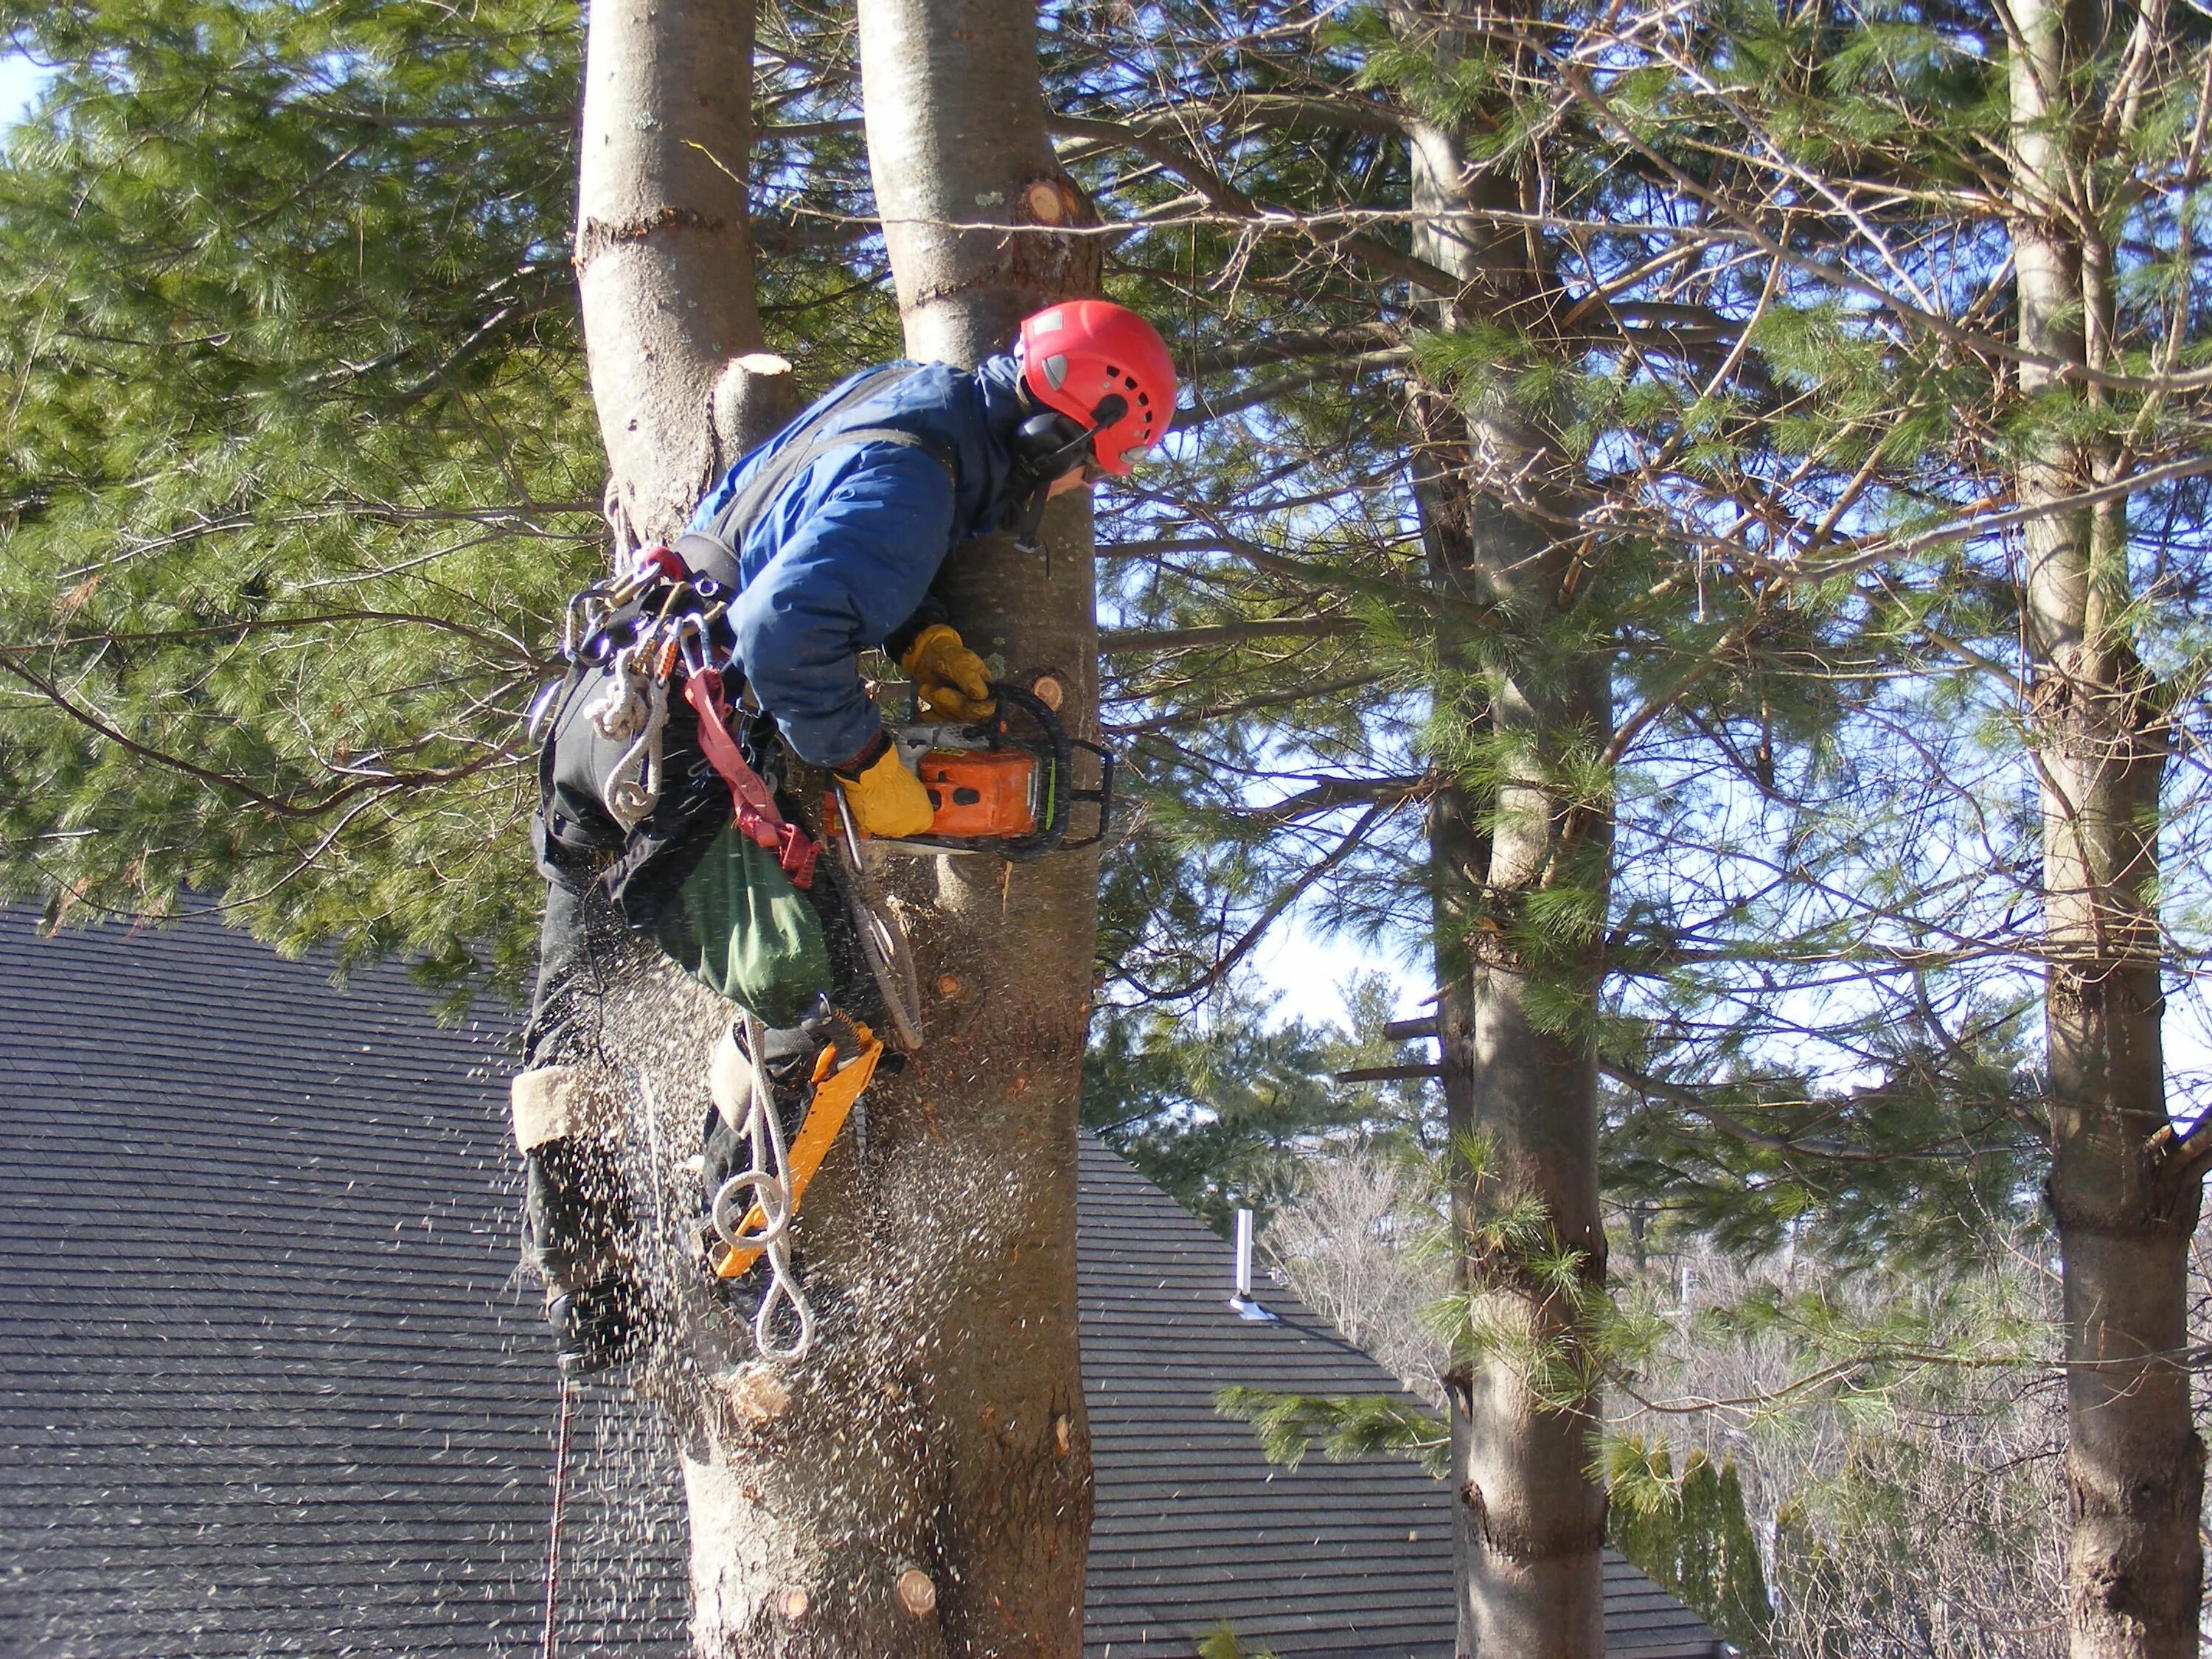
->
[0,909,1719,1658]
[1079,1154,1721,1659]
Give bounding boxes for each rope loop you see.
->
[707,1010,818,1361]
[602,672,669,830]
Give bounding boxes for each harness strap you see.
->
[673,364,957,585]
[684,668,820,890]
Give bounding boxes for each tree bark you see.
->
[2010,4,2205,1655]
[569,0,1098,1627]
[574,0,789,546]
[568,4,944,1655]
[846,1,1103,1650]
[1398,10,1611,1655]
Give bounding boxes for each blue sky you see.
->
[0,52,52,129]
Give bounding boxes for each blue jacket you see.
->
[687,355,1032,768]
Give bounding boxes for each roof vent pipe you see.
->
[1227,1207,1279,1323]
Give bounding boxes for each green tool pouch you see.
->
[649,821,835,1027]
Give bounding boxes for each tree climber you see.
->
[509,299,1178,1374]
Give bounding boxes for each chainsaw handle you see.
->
[1060,735,1116,853]
[981,680,1072,859]
[981,680,1119,859]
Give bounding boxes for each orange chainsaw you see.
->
[832,678,1115,859]
[824,679,1114,1051]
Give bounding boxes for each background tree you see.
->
[2006,0,2207,1646]
[1050,3,2212,1655]
[0,0,596,984]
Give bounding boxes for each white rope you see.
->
[708,1011,817,1361]
[588,642,648,740]
[602,670,669,830]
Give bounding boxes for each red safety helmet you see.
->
[1015,300,1178,476]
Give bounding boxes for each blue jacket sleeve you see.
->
[727,443,957,769]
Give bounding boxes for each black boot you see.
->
[512,1066,649,1375]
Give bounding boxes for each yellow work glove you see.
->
[900,623,997,723]
[835,737,936,838]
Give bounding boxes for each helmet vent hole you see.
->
[1105,364,1119,377]
[1137,392,1150,407]
[1124,375,1138,389]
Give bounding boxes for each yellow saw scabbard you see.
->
[713,1026,883,1279]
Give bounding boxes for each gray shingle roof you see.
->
[0,910,1719,1658]
[1079,1152,1722,1659]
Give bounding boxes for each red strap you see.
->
[684,670,818,889]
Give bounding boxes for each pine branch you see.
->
[1183,324,1402,375]
[0,651,504,821]
[1607,1060,2023,1166]
[1099,618,1364,653]
[1124,799,1402,1002]
[1216,1385,1449,1476]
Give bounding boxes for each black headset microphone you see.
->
[1003,394,1128,552]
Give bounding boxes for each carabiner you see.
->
[562,582,614,664]
[672,612,712,681]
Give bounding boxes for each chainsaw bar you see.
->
[830,788,926,1051]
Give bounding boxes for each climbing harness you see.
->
[552,548,818,890]
[703,1009,885,1361]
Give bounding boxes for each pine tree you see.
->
[0,0,599,985]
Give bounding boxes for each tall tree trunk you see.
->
[846,1,1104,1649]
[575,0,787,546]
[568,4,942,1655]
[2010,4,2204,1655]
[569,0,1098,1630]
[1399,15,1611,1657]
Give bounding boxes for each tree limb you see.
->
[1099,617,1364,653]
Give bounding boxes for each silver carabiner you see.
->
[671,612,712,681]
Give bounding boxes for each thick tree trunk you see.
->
[568,4,948,1655]
[574,0,788,545]
[568,0,1096,1649]
[1400,20,1611,1657]
[2010,4,2205,1655]
[846,1,1104,1649]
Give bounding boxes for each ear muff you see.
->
[1012,411,1088,467]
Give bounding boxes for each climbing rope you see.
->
[708,1009,817,1361]
[588,641,649,743]
[539,1371,575,1659]
[602,670,669,830]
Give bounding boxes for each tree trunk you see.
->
[2010,4,2205,1655]
[567,4,952,1655]
[574,0,788,546]
[1399,13,1611,1655]
[568,0,1096,1646]
[846,1,1104,1649]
